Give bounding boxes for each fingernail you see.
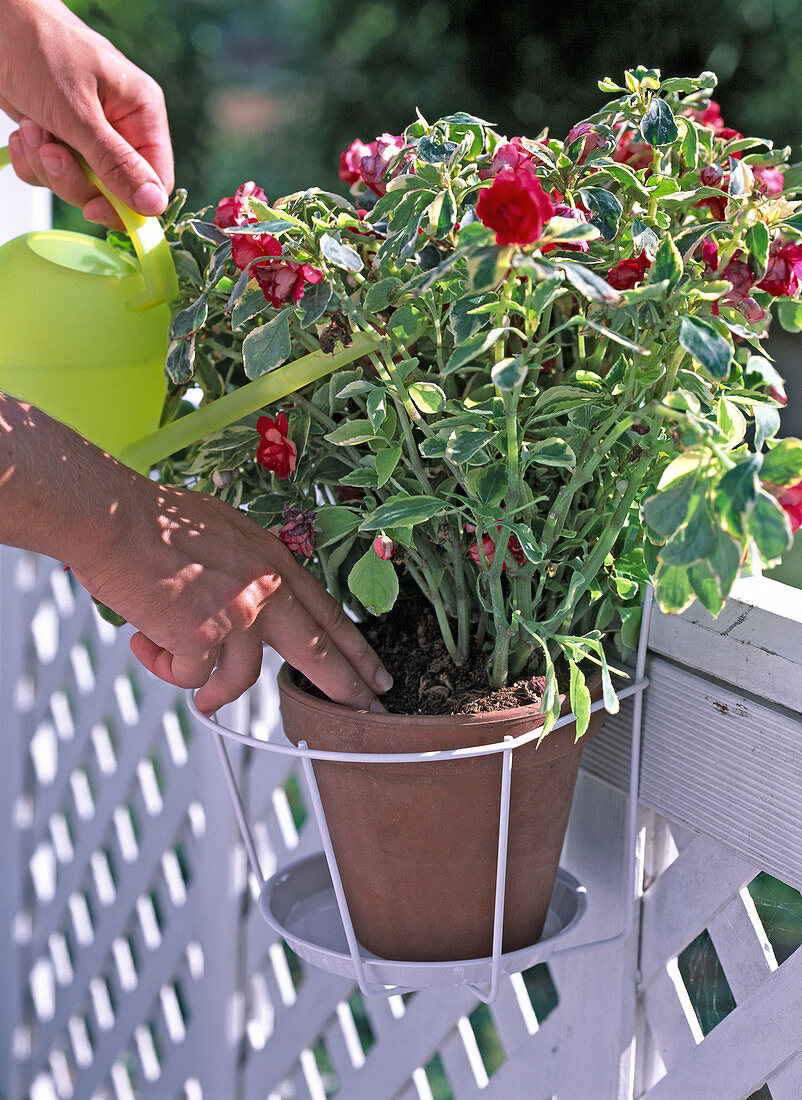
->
[19,119,44,148]
[133,180,167,214]
[40,151,63,177]
[369,697,388,713]
[375,667,393,692]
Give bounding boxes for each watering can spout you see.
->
[0,146,380,470]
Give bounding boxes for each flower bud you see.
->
[373,535,395,559]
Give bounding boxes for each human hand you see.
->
[0,0,173,228]
[70,474,392,716]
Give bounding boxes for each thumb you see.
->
[79,120,169,216]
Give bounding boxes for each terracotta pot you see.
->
[277,664,603,962]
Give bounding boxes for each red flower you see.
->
[606,251,651,290]
[278,505,318,558]
[469,528,525,570]
[489,136,543,177]
[476,169,556,247]
[565,122,605,164]
[613,127,652,171]
[254,261,324,308]
[256,412,297,479]
[231,232,282,271]
[373,535,395,560]
[752,165,785,197]
[214,181,269,228]
[338,139,373,185]
[757,239,802,297]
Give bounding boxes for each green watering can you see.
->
[0,148,377,472]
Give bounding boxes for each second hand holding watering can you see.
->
[0,148,377,472]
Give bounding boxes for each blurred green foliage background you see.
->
[67,0,802,210]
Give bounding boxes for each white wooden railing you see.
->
[1,112,801,1100]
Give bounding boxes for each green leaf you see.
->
[165,337,195,384]
[170,294,208,340]
[347,548,399,615]
[640,98,679,147]
[466,245,507,292]
[231,286,267,328]
[449,293,495,342]
[631,218,660,256]
[754,406,781,452]
[324,420,378,445]
[491,356,528,391]
[598,650,620,714]
[427,190,457,236]
[367,389,387,432]
[775,299,802,334]
[749,490,792,564]
[417,135,457,163]
[658,500,715,566]
[680,117,699,169]
[528,437,577,468]
[715,453,762,537]
[561,261,622,304]
[409,382,447,414]
[650,235,683,288]
[745,220,770,272]
[578,187,623,241]
[419,435,448,458]
[653,561,695,613]
[688,560,727,616]
[761,439,802,487]
[569,661,592,739]
[360,494,449,530]
[467,463,507,506]
[375,444,402,487]
[242,312,292,378]
[446,429,495,464]
[641,475,696,539]
[314,505,362,549]
[299,281,332,327]
[320,232,363,272]
[445,327,506,373]
[364,277,402,312]
[708,528,742,595]
[679,316,732,380]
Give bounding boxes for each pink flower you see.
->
[214,181,269,228]
[373,535,395,560]
[541,203,591,254]
[469,528,525,570]
[279,505,318,558]
[758,239,802,297]
[338,139,374,185]
[476,169,555,247]
[606,251,651,290]
[701,240,764,321]
[565,122,605,164]
[256,412,297,479]
[764,479,802,533]
[359,133,406,196]
[752,165,785,197]
[254,260,324,308]
[231,232,282,271]
[688,100,726,132]
[490,136,544,177]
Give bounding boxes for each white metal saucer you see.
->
[258,851,588,989]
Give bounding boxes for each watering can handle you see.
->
[0,144,177,312]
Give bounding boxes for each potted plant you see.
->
[156,66,802,961]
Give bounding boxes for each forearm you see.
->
[0,392,135,571]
